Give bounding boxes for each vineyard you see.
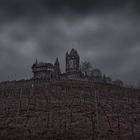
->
[0,80,140,140]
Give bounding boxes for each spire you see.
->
[55,57,59,65]
[54,57,61,80]
[70,48,75,55]
[66,51,69,57]
[70,48,78,56]
[56,57,59,64]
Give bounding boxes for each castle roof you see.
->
[69,48,79,56]
[54,57,59,65]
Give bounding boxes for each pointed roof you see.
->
[32,59,38,68]
[70,48,78,56]
[66,51,69,56]
[55,57,60,65]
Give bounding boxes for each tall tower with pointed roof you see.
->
[54,57,61,80]
[66,48,80,73]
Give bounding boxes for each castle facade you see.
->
[32,48,123,86]
[32,48,82,81]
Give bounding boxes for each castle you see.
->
[32,48,123,86]
[32,48,82,81]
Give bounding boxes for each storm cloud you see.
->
[0,0,140,86]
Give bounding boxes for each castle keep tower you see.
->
[66,48,80,73]
[65,48,81,79]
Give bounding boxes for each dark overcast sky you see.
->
[0,0,140,85]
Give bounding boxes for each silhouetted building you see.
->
[31,48,121,86]
[65,48,81,79]
[32,60,55,81]
[66,48,80,73]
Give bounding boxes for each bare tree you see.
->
[80,61,92,76]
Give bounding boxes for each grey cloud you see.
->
[0,0,140,18]
[0,1,140,85]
